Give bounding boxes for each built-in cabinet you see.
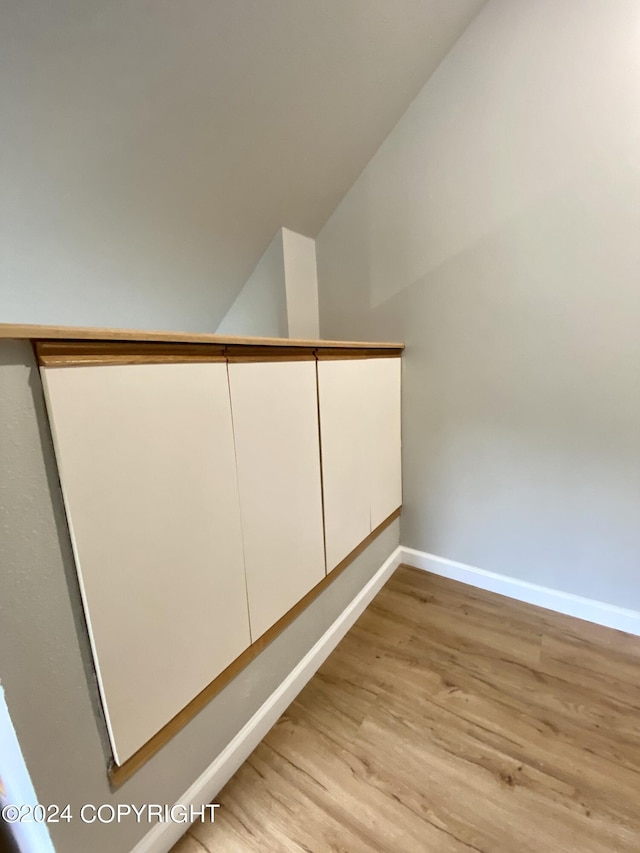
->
[366,357,403,529]
[41,362,250,765]
[318,357,402,570]
[39,342,402,775]
[317,358,371,570]
[228,359,326,641]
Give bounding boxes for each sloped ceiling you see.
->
[1,0,485,330]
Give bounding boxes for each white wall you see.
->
[282,228,320,339]
[317,0,640,610]
[216,233,288,338]
[217,227,320,339]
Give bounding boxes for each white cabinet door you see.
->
[364,357,402,530]
[41,362,250,765]
[317,359,371,571]
[318,357,402,571]
[228,360,326,640]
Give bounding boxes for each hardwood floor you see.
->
[171,565,640,852]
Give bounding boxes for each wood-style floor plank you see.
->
[171,565,640,852]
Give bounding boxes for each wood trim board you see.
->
[108,506,401,788]
[315,347,404,359]
[34,341,402,368]
[35,341,227,367]
[226,345,317,362]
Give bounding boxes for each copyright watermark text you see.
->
[1,803,220,824]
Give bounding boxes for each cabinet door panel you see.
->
[228,361,326,640]
[317,359,371,571]
[365,358,402,530]
[42,362,250,765]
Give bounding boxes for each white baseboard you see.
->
[400,547,640,637]
[131,545,403,853]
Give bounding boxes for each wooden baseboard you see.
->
[109,507,401,788]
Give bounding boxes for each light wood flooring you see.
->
[171,565,640,852]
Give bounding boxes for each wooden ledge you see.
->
[0,323,404,351]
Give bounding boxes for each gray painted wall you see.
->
[317,0,640,610]
[0,340,399,853]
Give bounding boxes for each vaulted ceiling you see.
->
[1,0,485,330]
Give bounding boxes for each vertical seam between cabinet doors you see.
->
[225,360,254,642]
[314,354,328,575]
